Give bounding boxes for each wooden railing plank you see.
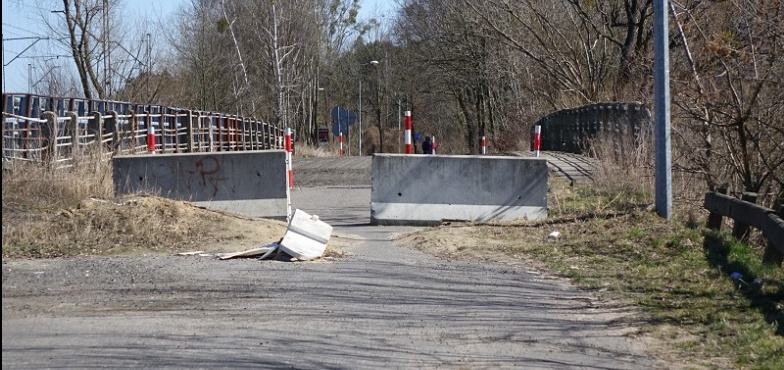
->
[704,190,784,267]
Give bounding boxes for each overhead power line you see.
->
[3,37,50,67]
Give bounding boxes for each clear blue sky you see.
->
[2,0,395,94]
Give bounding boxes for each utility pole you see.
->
[358,60,379,155]
[103,0,110,98]
[654,0,672,219]
[398,95,402,153]
[358,80,362,156]
[28,63,33,93]
[146,33,151,99]
[3,36,50,92]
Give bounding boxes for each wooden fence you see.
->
[704,189,784,267]
[2,93,283,168]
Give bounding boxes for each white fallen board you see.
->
[278,209,332,261]
[176,250,206,256]
[217,244,277,260]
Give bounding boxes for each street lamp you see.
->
[317,86,325,145]
[359,60,379,156]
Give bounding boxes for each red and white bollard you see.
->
[285,127,294,188]
[432,135,437,155]
[533,125,541,158]
[404,111,412,154]
[147,125,156,154]
[481,136,486,154]
[339,132,344,157]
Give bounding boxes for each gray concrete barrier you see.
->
[113,151,289,220]
[371,154,548,225]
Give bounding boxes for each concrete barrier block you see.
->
[113,150,289,219]
[371,154,548,225]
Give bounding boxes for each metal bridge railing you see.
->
[2,93,283,168]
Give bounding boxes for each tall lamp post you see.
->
[359,60,379,156]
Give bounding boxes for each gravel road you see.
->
[2,156,665,369]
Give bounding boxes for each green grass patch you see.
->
[417,178,784,368]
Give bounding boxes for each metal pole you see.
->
[146,33,151,98]
[103,0,109,97]
[2,38,5,92]
[358,80,362,156]
[398,97,401,153]
[654,0,672,219]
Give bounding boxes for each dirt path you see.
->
[2,155,667,369]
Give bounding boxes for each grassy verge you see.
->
[404,176,782,368]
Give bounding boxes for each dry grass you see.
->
[2,154,115,212]
[296,143,338,157]
[1,154,290,258]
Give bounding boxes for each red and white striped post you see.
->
[146,125,156,154]
[481,136,486,154]
[339,132,344,157]
[431,135,436,155]
[533,125,542,158]
[285,127,294,188]
[404,111,412,154]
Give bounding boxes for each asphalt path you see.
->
[514,151,596,184]
[2,155,663,369]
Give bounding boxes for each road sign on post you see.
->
[331,106,356,137]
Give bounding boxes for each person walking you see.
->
[422,136,433,154]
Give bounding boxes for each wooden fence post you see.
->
[88,111,103,154]
[208,115,215,152]
[250,119,257,150]
[67,111,80,158]
[732,192,758,242]
[128,110,138,154]
[104,111,118,155]
[91,112,101,155]
[185,110,194,153]
[706,185,728,230]
[762,203,784,266]
[41,111,58,169]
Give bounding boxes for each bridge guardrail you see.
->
[2,93,283,167]
[532,102,652,156]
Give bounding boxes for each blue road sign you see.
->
[331,106,356,136]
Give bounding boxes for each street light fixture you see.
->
[359,60,379,156]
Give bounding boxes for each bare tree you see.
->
[669,0,784,203]
[395,0,536,152]
[43,0,122,99]
[167,0,242,111]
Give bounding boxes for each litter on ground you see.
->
[187,209,334,262]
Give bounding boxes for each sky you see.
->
[2,0,396,94]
